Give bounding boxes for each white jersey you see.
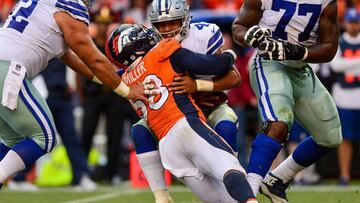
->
[0,0,89,79]
[182,22,224,55]
[258,0,333,67]
[181,22,224,78]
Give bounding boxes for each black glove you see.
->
[244,25,271,48]
[258,37,308,61]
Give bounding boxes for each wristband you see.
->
[301,47,308,61]
[223,49,237,61]
[91,75,102,84]
[196,79,214,91]
[113,82,130,98]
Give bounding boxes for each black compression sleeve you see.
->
[170,48,234,75]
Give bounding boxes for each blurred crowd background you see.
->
[0,0,359,191]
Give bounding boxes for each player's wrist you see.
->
[223,49,237,61]
[196,79,214,91]
[300,46,308,61]
[91,75,102,84]
[289,44,308,61]
[113,81,130,98]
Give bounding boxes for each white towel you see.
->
[1,62,26,110]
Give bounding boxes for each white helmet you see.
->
[148,0,190,41]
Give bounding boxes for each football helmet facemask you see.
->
[148,0,190,41]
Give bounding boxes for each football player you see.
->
[126,0,242,202]
[232,0,341,202]
[0,0,152,189]
[106,23,258,203]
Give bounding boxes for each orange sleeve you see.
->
[156,39,181,62]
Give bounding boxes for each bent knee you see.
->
[131,124,158,154]
[263,121,289,143]
[31,131,56,153]
[315,126,342,148]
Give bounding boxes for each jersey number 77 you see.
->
[272,0,321,42]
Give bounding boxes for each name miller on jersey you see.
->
[123,61,147,85]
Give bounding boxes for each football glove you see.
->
[258,37,308,61]
[244,25,271,48]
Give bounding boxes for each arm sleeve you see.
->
[170,48,234,75]
[330,47,360,73]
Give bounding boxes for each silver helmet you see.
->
[148,0,190,41]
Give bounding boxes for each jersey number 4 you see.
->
[272,0,321,42]
[7,0,38,33]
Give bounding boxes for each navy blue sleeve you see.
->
[170,48,234,75]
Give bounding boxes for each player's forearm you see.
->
[305,42,338,63]
[171,49,235,75]
[212,67,241,91]
[306,1,338,63]
[232,21,249,47]
[232,0,263,47]
[61,49,94,80]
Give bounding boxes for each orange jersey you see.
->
[122,39,206,140]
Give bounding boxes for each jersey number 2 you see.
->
[7,0,38,33]
[272,0,321,42]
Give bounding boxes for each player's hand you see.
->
[196,95,221,108]
[168,76,197,94]
[244,25,271,48]
[127,81,159,101]
[143,78,161,96]
[258,37,308,61]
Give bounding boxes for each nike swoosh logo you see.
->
[211,27,215,33]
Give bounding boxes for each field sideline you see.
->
[0,183,359,203]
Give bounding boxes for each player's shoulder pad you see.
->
[55,0,90,25]
[189,22,224,55]
[155,39,181,62]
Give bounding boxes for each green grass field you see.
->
[0,183,359,203]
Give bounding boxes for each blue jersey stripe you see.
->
[23,80,57,151]
[172,93,200,118]
[57,0,87,13]
[19,90,49,152]
[254,56,268,120]
[55,2,89,22]
[258,57,278,121]
[187,117,234,155]
[206,37,224,55]
[207,29,221,48]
